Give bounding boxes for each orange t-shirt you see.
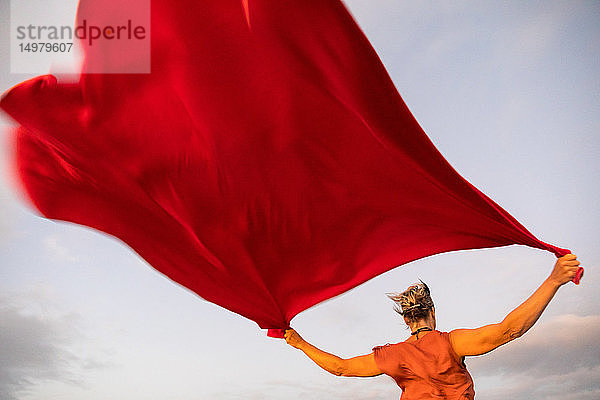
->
[373,330,475,399]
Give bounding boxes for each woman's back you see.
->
[373,331,475,399]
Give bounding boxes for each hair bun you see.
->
[386,281,434,322]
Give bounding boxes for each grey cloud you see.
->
[468,314,600,399]
[468,314,600,377]
[0,291,110,400]
[205,376,397,400]
[474,366,600,400]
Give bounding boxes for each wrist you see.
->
[546,275,562,289]
[295,339,308,350]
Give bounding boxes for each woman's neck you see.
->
[409,321,434,333]
[405,312,436,338]
[408,324,434,340]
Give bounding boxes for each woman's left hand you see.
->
[284,328,305,349]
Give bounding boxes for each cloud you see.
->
[468,314,600,399]
[474,366,600,400]
[0,288,111,400]
[43,235,79,262]
[205,376,398,400]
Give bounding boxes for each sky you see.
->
[1,1,599,399]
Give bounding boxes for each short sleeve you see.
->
[372,343,402,377]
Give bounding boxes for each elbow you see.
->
[507,329,524,341]
[331,360,347,377]
[501,324,524,343]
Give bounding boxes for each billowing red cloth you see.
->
[373,331,475,399]
[0,0,574,336]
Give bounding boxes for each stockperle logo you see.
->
[10,0,150,74]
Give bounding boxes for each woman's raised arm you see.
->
[450,254,581,358]
[284,329,382,377]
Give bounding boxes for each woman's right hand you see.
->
[549,254,581,286]
[284,328,306,349]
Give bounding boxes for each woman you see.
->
[284,253,581,399]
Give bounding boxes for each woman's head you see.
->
[387,280,435,325]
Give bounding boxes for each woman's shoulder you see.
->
[372,341,401,351]
[429,330,451,338]
[430,330,452,342]
[371,338,409,355]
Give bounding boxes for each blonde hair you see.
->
[386,280,434,322]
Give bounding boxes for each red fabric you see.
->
[0,0,574,336]
[373,331,475,399]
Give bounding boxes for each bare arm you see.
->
[284,329,382,377]
[450,254,581,358]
